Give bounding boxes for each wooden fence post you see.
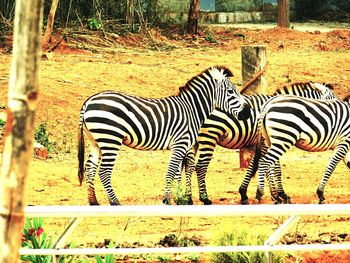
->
[240,45,267,169]
[0,0,43,262]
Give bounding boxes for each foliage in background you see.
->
[294,0,350,21]
[212,227,286,263]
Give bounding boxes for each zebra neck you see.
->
[178,86,214,129]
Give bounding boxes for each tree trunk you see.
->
[0,0,43,262]
[278,0,290,28]
[187,0,199,34]
[42,0,59,50]
[126,0,135,30]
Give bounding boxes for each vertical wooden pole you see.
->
[187,0,199,34]
[126,0,135,30]
[0,0,43,262]
[240,45,267,168]
[42,0,59,50]
[277,0,290,28]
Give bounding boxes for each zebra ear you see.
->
[324,83,334,90]
[220,66,234,78]
[312,82,329,94]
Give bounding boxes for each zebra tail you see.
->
[252,113,265,172]
[77,117,85,186]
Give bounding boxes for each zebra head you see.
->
[311,82,337,99]
[210,66,251,120]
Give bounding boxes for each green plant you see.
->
[0,119,5,129]
[186,254,199,262]
[88,17,102,30]
[212,228,286,263]
[35,122,54,153]
[157,255,171,262]
[204,35,218,43]
[172,182,189,205]
[94,241,115,263]
[21,218,53,263]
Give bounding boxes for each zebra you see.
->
[77,66,251,205]
[181,82,336,205]
[254,94,350,204]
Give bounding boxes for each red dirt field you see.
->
[1,24,350,262]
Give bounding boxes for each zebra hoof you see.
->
[283,196,292,204]
[184,198,194,205]
[162,197,171,205]
[111,201,121,206]
[256,188,264,202]
[318,197,325,204]
[272,196,283,204]
[240,199,250,205]
[200,198,212,205]
[239,187,249,201]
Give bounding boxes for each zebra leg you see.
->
[274,161,292,204]
[163,151,186,205]
[256,156,273,202]
[316,145,348,204]
[256,147,283,202]
[239,144,268,204]
[98,149,120,205]
[85,144,100,205]
[266,166,283,204]
[184,148,197,205]
[195,151,214,205]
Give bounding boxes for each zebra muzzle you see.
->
[237,105,251,121]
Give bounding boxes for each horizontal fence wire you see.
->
[20,204,350,256]
[24,204,350,217]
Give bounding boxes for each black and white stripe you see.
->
[254,95,350,204]
[77,66,251,205]
[182,82,336,205]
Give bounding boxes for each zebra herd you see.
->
[78,66,350,205]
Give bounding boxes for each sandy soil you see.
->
[1,24,350,262]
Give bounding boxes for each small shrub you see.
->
[205,35,218,43]
[172,182,190,205]
[212,228,286,263]
[21,218,53,263]
[88,17,102,30]
[0,119,5,129]
[157,255,171,262]
[35,122,54,153]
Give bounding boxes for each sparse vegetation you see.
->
[212,227,286,263]
[34,122,55,153]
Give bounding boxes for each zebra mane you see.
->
[344,94,350,103]
[273,81,333,96]
[179,66,233,94]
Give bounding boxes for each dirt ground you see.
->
[1,24,350,262]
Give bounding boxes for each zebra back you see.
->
[273,82,336,100]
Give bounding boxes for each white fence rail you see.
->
[21,204,350,260]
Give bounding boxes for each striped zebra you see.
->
[182,82,336,205]
[77,66,251,205]
[254,94,350,204]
